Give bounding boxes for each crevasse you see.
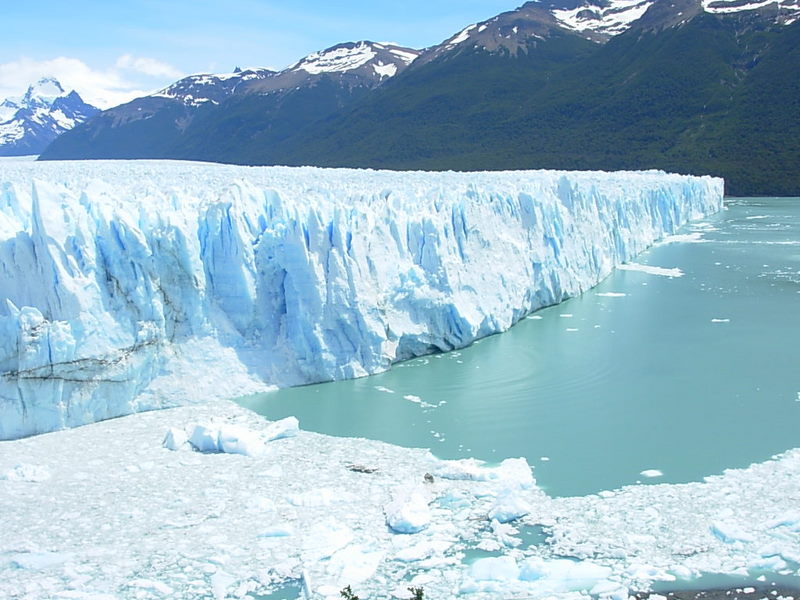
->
[0,160,723,439]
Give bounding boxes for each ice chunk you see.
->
[385,487,431,534]
[217,424,265,457]
[640,469,663,478]
[394,540,451,562]
[519,558,612,590]
[188,423,221,453]
[301,520,354,561]
[264,416,299,441]
[618,263,684,277]
[328,545,384,584]
[488,490,532,523]
[469,556,520,581]
[210,571,235,600]
[434,457,534,488]
[185,422,267,456]
[162,427,189,451]
[710,521,755,543]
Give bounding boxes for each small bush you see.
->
[340,585,359,600]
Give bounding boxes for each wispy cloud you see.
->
[115,54,183,79]
[0,55,186,109]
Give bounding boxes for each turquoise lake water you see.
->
[239,198,800,497]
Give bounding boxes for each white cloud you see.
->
[115,54,183,79]
[0,55,185,109]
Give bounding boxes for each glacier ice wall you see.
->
[0,160,723,439]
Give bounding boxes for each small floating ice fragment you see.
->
[596,292,627,297]
[526,315,544,320]
[404,394,423,404]
[657,232,706,244]
[640,469,663,478]
[560,313,573,318]
[711,318,730,323]
[618,263,684,277]
[375,386,395,394]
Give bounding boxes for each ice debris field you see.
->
[3,401,800,600]
[10,160,794,599]
[0,160,722,439]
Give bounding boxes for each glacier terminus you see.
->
[0,160,723,439]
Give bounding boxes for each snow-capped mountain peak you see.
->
[152,68,276,106]
[0,77,98,156]
[23,77,67,106]
[549,0,656,37]
[289,41,419,78]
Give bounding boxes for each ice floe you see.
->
[2,399,800,599]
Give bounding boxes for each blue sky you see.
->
[0,1,516,107]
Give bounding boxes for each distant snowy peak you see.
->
[153,68,276,106]
[703,0,800,23]
[289,41,420,79]
[149,42,420,107]
[0,77,98,156]
[23,77,66,105]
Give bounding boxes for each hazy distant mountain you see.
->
[40,42,420,162]
[41,0,800,194]
[0,77,99,156]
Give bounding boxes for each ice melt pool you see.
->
[239,198,800,497]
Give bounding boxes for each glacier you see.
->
[0,160,723,439]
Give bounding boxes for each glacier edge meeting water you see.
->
[0,160,723,439]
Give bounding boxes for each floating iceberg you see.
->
[0,160,723,438]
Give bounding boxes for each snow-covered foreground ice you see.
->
[1,402,799,600]
[0,160,722,439]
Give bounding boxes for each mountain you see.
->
[39,42,420,162]
[40,1,800,195]
[0,78,99,156]
[266,0,800,195]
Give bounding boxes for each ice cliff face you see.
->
[0,160,723,439]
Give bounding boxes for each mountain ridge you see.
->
[39,0,800,194]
